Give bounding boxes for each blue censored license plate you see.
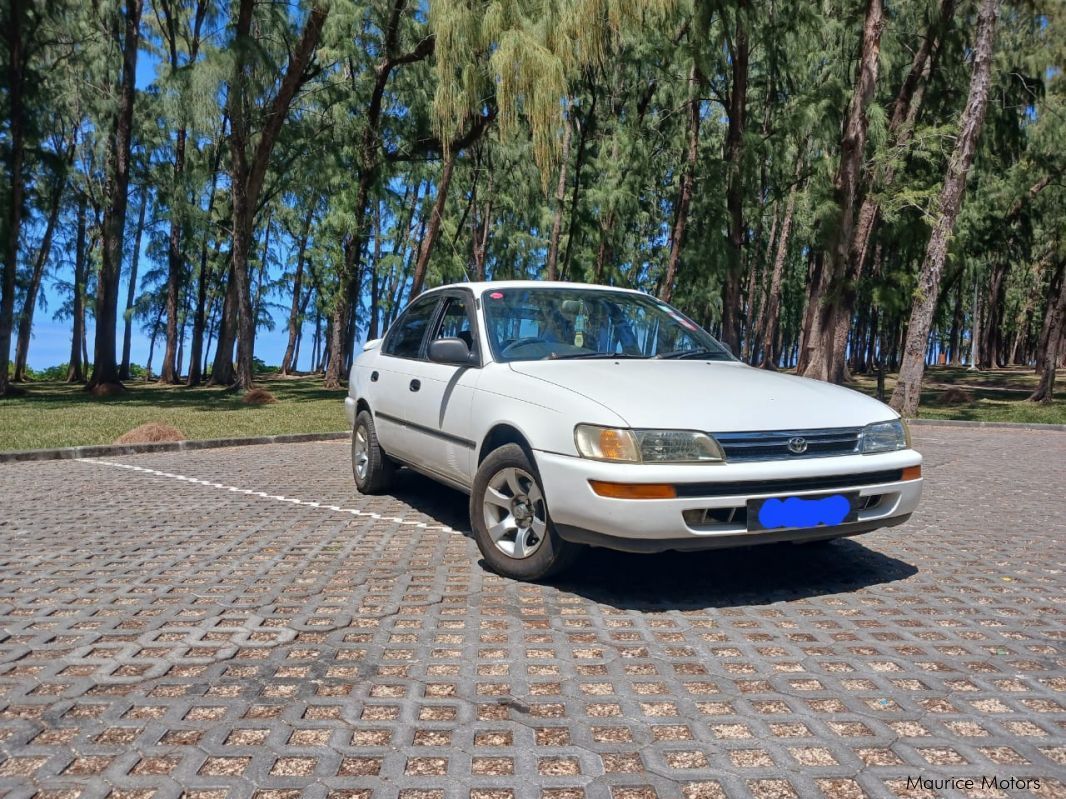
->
[747,492,859,532]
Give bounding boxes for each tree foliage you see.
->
[1,0,1063,406]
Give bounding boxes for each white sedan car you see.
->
[345,281,922,581]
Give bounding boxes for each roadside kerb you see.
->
[0,430,350,463]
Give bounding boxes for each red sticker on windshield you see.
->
[489,292,504,299]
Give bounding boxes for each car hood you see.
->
[508,360,896,431]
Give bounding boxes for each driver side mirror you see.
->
[428,337,477,366]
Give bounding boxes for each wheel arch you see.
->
[478,423,536,467]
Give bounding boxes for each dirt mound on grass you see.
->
[242,387,277,405]
[114,423,185,445]
[939,386,974,405]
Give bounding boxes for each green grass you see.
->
[0,375,348,451]
[848,366,1066,425]
[1,366,1062,453]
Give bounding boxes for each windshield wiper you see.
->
[654,348,729,360]
[549,352,648,360]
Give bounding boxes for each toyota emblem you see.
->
[787,436,808,455]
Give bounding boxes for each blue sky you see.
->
[23,48,312,373]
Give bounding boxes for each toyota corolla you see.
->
[345,281,922,581]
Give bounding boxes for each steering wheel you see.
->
[501,337,550,356]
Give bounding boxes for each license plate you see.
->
[747,492,859,532]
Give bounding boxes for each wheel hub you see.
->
[512,495,533,525]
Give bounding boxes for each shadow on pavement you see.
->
[555,539,917,610]
[385,468,917,610]
[387,469,471,532]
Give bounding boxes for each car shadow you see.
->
[386,469,472,532]
[385,469,918,611]
[553,539,918,610]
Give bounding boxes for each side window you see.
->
[432,296,474,351]
[383,296,438,359]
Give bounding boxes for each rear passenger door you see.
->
[374,294,441,460]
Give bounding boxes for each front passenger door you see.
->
[401,293,481,484]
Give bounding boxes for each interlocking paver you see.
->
[0,427,1063,799]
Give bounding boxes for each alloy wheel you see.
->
[481,467,547,559]
[353,426,370,481]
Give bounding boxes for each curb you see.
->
[908,418,1066,432]
[0,431,350,464]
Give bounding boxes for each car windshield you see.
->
[481,287,734,363]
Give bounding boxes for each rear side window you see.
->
[383,296,438,359]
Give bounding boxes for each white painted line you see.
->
[76,458,457,533]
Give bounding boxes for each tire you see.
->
[352,410,395,494]
[470,443,580,581]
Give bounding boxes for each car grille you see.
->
[712,427,862,462]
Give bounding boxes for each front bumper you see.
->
[534,448,923,553]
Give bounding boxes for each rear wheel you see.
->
[352,410,395,494]
[470,444,580,581]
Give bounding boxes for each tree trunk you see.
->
[831,0,955,353]
[948,278,964,365]
[209,265,239,385]
[410,147,459,297]
[1029,259,1066,402]
[368,201,384,340]
[394,205,428,319]
[545,119,573,281]
[659,63,702,304]
[1035,261,1063,374]
[145,304,165,380]
[891,0,999,415]
[796,249,824,374]
[158,1,206,383]
[186,133,224,386]
[280,204,315,374]
[252,207,272,329]
[1,0,28,396]
[800,0,885,383]
[120,194,148,380]
[13,132,76,381]
[322,0,433,388]
[228,0,329,390]
[719,0,749,352]
[89,0,143,390]
[757,152,804,369]
[67,195,89,383]
[561,94,594,281]
[471,170,491,282]
[159,126,187,383]
[981,262,1009,368]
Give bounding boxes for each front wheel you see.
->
[470,444,580,581]
[352,410,395,494]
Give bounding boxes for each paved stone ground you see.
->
[0,426,1063,799]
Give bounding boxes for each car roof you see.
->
[422,280,648,298]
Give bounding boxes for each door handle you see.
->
[370,371,379,382]
[409,379,421,392]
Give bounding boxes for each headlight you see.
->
[574,425,725,463]
[859,419,909,453]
